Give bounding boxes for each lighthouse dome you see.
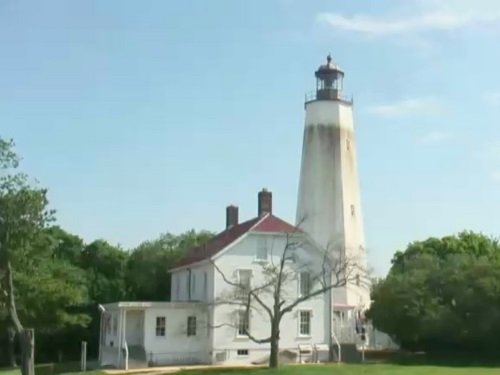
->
[316,54,343,73]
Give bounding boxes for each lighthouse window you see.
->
[351,204,355,216]
[346,139,351,151]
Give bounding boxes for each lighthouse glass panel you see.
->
[316,75,343,92]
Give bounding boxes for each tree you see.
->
[0,138,53,375]
[213,229,363,368]
[127,230,214,301]
[0,226,91,365]
[45,225,85,264]
[80,239,129,304]
[367,232,500,356]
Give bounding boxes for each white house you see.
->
[98,189,373,368]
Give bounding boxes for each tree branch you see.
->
[211,260,274,319]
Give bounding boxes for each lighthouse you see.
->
[296,55,370,309]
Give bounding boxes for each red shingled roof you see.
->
[252,214,299,233]
[173,214,301,269]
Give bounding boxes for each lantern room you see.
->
[314,54,345,101]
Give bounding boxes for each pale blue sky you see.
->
[2,0,500,275]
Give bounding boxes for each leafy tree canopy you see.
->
[368,231,500,355]
[126,230,214,301]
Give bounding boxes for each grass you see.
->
[2,363,500,375]
[177,364,500,375]
[0,367,103,375]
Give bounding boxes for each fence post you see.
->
[81,341,87,372]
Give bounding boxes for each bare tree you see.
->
[212,227,365,368]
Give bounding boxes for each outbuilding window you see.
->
[187,316,197,336]
[156,316,166,337]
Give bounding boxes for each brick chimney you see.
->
[258,188,272,217]
[226,205,239,228]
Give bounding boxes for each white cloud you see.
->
[316,0,500,37]
[367,98,443,118]
[483,91,500,106]
[316,13,469,36]
[417,131,453,144]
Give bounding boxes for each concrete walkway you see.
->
[103,363,265,375]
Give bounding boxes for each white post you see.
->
[123,342,129,371]
[81,341,87,372]
[98,305,106,364]
[122,310,128,370]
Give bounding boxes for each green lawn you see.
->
[178,364,500,375]
[0,370,103,375]
[2,364,500,375]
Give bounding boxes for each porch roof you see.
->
[101,301,208,310]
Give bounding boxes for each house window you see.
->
[156,316,166,337]
[186,272,190,300]
[203,271,208,300]
[238,269,252,291]
[256,237,268,261]
[299,271,311,297]
[299,311,311,336]
[187,316,197,336]
[191,273,197,299]
[237,349,249,356]
[237,310,249,337]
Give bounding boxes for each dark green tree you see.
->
[80,239,129,303]
[126,230,213,301]
[368,231,500,356]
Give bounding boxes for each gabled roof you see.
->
[173,214,301,270]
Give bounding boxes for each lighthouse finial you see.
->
[327,54,332,64]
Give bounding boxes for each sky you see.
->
[2,0,500,276]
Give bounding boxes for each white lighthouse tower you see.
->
[296,55,370,310]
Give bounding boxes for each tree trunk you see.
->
[7,325,17,367]
[19,329,35,375]
[269,321,280,368]
[5,261,35,375]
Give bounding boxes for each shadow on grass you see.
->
[364,350,500,368]
[1,361,100,375]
